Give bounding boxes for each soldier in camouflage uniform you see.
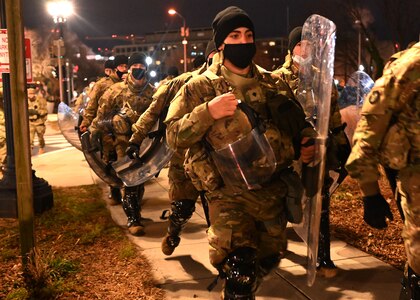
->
[127,40,217,256]
[273,26,350,278]
[80,55,128,204]
[165,7,315,299]
[27,87,48,155]
[92,53,156,236]
[346,42,420,300]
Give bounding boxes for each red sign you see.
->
[25,38,32,83]
[0,29,33,83]
[0,29,9,74]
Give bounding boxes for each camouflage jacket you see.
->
[92,75,155,136]
[80,73,120,128]
[129,67,207,145]
[273,53,347,145]
[165,62,303,192]
[346,42,420,191]
[28,94,48,126]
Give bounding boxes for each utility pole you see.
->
[5,0,35,267]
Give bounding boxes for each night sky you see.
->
[22,0,419,49]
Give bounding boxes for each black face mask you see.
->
[131,68,146,80]
[116,70,127,79]
[223,43,256,69]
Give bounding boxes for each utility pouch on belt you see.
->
[266,94,310,159]
[280,168,304,223]
[112,108,132,135]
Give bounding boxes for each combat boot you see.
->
[122,185,144,236]
[161,199,195,255]
[107,186,122,206]
[400,265,420,300]
[161,234,181,256]
[317,193,338,278]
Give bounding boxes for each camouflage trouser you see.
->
[168,149,200,202]
[400,165,420,274]
[29,123,46,148]
[102,134,115,163]
[114,134,130,160]
[206,175,288,267]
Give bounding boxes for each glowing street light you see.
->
[354,19,362,107]
[168,8,188,73]
[146,56,153,66]
[47,0,74,23]
[47,0,74,104]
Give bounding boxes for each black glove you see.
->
[28,108,38,116]
[126,143,140,159]
[362,194,394,229]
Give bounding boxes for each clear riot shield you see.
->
[338,71,374,144]
[111,122,174,187]
[80,131,123,187]
[210,128,276,191]
[57,102,82,150]
[293,14,336,286]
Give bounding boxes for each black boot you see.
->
[223,247,258,300]
[400,266,420,300]
[161,199,195,255]
[122,185,144,236]
[317,193,338,278]
[108,186,122,206]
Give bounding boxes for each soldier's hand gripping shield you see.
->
[338,70,374,144]
[208,101,277,191]
[111,121,174,187]
[80,130,123,187]
[293,14,336,286]
[57,102,82,150]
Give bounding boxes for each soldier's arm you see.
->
[90,88,118,131]
[130,83,172,145]
[165,83,214,150]
[130,77,189,145]
[81,80,105,127]
[346,78,393,196]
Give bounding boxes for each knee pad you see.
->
[170,199,196,223]
[224,247,258,299]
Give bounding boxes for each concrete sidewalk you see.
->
[31,115,403,299]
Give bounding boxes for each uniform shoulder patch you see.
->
[368,91,380,104]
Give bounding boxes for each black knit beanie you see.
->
[212,6,254,48]
[113,55,128,67]
[128,52,147,69]
[288,26,302,52]
[104,59,114,69]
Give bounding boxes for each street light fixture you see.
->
[47,0,74,104]
[354,19,362,108]
[168,8,188,73]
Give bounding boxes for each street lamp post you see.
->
[47,0,73,104]
[168,9,188,73]
[354,19,362,108]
